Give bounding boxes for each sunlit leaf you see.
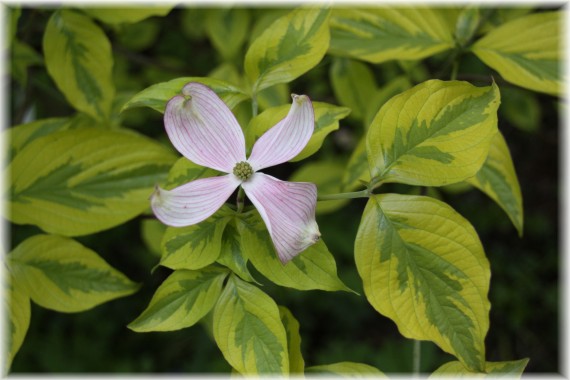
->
[237,211,352,292]
[430,359,529,378]
[8,128,176,236]
[467,132,523,235]
[246,101,350,161]
[128,267,228,332]
[329,8,454,63]
[367,80,500,186]
[8,234,139,312]
[472,11,561,95]
[122,77,249,114]
[213,275,289,374]
[355,194,490,371]
[245,8,330,93]
[43,10,114,120]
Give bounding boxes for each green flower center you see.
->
[233,161,253,181]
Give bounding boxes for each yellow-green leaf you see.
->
[11,40,43,86]
[472,11,561,96]
[364,76,413,128]
[122,77,249,114]
[237,211,352,293]
[342,136,369,191]
[43,10,114,121]
[5,276,30,370]
[8,234,139,313]
[290,160,349,214]
[217,221,257,284]
[430,359,529,378]
[355,194,490,371]
[367,80,500,186]
[141,219,166,257]
[467,131,523,235]
[246,101,351,161]
[206,8,250,61]
[165,157,220,190]
[279,306,304,374]
[330,57,377,120]
[128,268,228,332]
[329,8,454,63]
[307,361,386,376]
[213,275,289,374]
[5,117,73,160]
[8,128,176,236]
[160,207,233,271]
[245,8,330,93]
[82,6,173,24]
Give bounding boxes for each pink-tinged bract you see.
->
[152,82,320,263]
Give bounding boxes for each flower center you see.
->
[233,161,253,181]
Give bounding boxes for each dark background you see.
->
[9,6,560,374]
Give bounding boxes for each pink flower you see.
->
[151,83,321,263]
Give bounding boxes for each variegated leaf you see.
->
[246,101,351,161]
[213,275,289,374]
[245,8,330,93]
[205,8,250,61]
[342,136,369,191]
[355,194,490,371]
[43,10,114,121]
[8,234,139,313]
[330,58,377,120]
[237,211,352,293]
[5,276,30,370]
[160,206,234,270]
[8,128,176,236]
[82,6,173,24]
[121,77,249,114]
[367,80,500,186]
[128,268,228,332]
[467,131,523,235]
[307,362,387,377]
[329,8,454,63]
[279,306,304,374]
[217,221,257,283]
[472,11,561,96]
[430,359,529,378]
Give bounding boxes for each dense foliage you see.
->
[5,4,561,376]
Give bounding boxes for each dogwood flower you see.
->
[151,82,321,263]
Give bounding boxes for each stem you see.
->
[236,187,245,213]
[450,60,459,81]
[251,92,258,118]
[317,189,369,201]
[413,340,421,377]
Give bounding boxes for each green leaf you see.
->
[430,359,529,378]
[290,160,349,214]
[8,234,139,312]
[160,207,233,270]
[8,7,21,44]
[10,40,43,86]
[472,11,561,95]
[245,8,331,93]
[330,58,377,120]
[5,276,30,370]
[454,7,480,47]
[499,87,540,133]
[165,157,219,189]
[141,219,166,257]
[122,77,249,114]
[367,80,500,186]
[213,275,289,374]
[355,194,490,371]
[329,8,454,63]
[43,10,114,121]
[206,8,250,61]
[466,132,523,235]
[258,83,290,112]
[278,306,304,374]
[237,211,352,292]
[128,268,228,332]
[342,136,369,191]
[217,221,257,284]
[5,117,74,160]
[246,102,351,161]
[307,362,387,377]
[8,128,176,236]
[364,76,412,129]
[82,6,173,24]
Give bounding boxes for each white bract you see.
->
[151,83,320,263]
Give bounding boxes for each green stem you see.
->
[450,60,459,81]
[236,187,245,213]
[251,92,258,118]
[413,340,421,377]
[317,189,369,201]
